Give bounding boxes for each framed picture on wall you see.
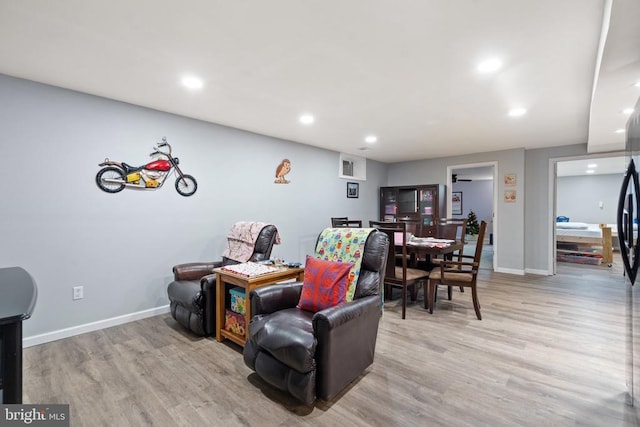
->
[347,182,359,198]
[504,173,517,186]
[452,191,462,214]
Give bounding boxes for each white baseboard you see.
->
[23,305,170,348]
[494,267,525,275]
[525,268,552,276]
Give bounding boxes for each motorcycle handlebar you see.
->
[150,138,172,156]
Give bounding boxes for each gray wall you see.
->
[387,149,525,274]
[451,180,493,232]
[0,73,609,340]
[556,174,622,224]
[0,75,387,338]
[524,144,590,273]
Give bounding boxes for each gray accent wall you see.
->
[557,174,622,224]
[0,74,387,338]
[387,149,525,274]
[0,72,610,341]
[524,144,590,273]
[451,180,494,233]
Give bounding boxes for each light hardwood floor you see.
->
[23,261,640,426]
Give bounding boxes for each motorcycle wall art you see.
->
[96,137,197,196]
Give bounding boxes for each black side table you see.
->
[0,267,37,403]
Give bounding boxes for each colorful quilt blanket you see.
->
[314,227,374,301]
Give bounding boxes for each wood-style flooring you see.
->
[23,261,640,426]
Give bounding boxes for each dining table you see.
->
[395,234,466,269]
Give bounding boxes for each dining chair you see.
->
[426,221,487,320]
[400,220,421,237]
[436,218,467,242]
[335,219,363,227]
[430,221,467,297]
[330,217,349,227]
[370,220,430,319]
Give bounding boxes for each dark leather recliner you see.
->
[167,224,278,336]
[243,229,389,404]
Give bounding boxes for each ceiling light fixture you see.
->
[299,114,315,125]
[365,135,377,144]
[508,108,527,117]
[623,108,635,115]
[615,129,626,134]
[586,170,595,174]
[181,76,203,90]
[477,58,503,73]
[587,163,598,168]
[635,81,640,88]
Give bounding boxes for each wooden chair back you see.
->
[335,219,363,228]
[421,224,458,240]
[369,221,407,281]
[436,217,467,242]
[369,220,429,319]
[331,217,349,227]
[427,221,487,320]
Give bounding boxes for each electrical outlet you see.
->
[73,286,83,300]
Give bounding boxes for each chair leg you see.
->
[385,284,393,300]
[410,283,417,302]
[447,286,452,300]
[401,285,407,319]
[471,286,482,320]
[428,280,436,314]
[459,286,464,293]
[423,280,429,310]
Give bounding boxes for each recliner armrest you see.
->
[250,282,303,316]
[312,294,382,401]
[312,295,381,331]
[173,261,222,281]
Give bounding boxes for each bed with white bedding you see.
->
[555,222,613,265]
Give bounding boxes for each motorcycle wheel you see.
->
[175,174,197,196]
[96,166,126,193]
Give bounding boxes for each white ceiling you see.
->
[556,155,626,177]
[0,1,638,163]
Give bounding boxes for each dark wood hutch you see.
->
[379,184,446,226]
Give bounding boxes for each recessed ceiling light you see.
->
[508,108,527,117]
[635,81,640,88]
[586,170,595,174]
[615,129,626,134]
[181,76,203,90]
[299,114,315,125]
[587,163,598,168]
[365,135,377,144]
[477,58,503,73]
[623,108,635,115]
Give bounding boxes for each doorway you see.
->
[550,154,626,274]
[446,162,497,270]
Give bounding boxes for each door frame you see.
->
[446,161,498,271]
[548,152,626,275]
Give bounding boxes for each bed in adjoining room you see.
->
[555,221,614,266]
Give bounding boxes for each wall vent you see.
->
[339,153,366,181]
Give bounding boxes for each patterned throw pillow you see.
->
[297,255,354,313]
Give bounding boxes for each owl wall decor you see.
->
[274,158,291,184]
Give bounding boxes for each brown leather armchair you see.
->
[243,229,389,404]
[167,224,278,336]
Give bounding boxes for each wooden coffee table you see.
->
[214,266,304,347]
